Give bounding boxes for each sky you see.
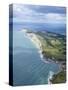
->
[9,4,66,25]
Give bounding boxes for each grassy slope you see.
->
[51,71,66,83]
[36,31,66,62]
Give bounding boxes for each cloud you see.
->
[12,4,66,24]
[44,13,66,24]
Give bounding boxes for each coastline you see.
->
[25,30,49,63]
[26,31,42,50]
[48,71,54,84]
[22,29,66,84]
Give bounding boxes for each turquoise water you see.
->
[13,30,60,86]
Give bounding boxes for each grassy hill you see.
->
[51,71,66,83]
[35,31,66,62]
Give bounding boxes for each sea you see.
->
[11,23,66,86]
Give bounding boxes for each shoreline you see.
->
[48,71,54,84]
[25,30,50,63]
[22,29,65,84]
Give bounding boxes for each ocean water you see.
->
[12,24,60,86]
